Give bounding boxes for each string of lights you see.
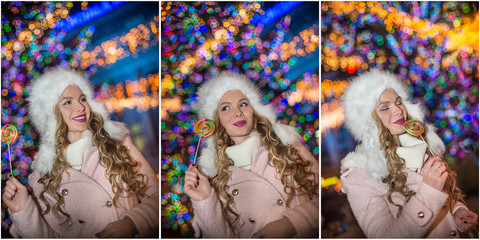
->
[80,16,159,70]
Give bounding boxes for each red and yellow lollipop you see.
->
[2,124,18,176]
[193,119,215,138]
[2,124,18,145]
[193,119,215,164]
[403,120,424,136]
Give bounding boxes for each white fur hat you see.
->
[196,71,301,177]
[28,67,129,175]
[341,69,445,179]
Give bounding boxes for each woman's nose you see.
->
[233,107,243,117]
[75,101,86,112]
[393,105,403,116]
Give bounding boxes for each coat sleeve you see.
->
[452,200,470,231]
[120,136,159,237]
[281,141,319,237]
[191,188,237,238]
[341,168,449,238]
[283,197,319,237]
[8,195,62,238]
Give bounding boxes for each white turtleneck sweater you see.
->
[396,133,428,172]
[65,130,93,171]
[225,132,262,171]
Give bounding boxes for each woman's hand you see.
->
[2,174,29,213]
[252,217,296,238]
[454,208,478,232]
[96,217,137,238]
[421,156,448,191]
[183,164,211,201]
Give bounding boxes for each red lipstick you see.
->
[73,114,87,122]
[394,118,405,124]
[234,120,246,127]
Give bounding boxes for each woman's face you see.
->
[58,85,91,143]
[375,89,407,136]
[217,90,254,145]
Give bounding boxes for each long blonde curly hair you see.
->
[372,112,464,217]
[37,106,146,224]
[210,109,318,232]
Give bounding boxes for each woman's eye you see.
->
[380,107,388,112]
[63,100,72,105]
[240,102,248,107]
[81,97,87,102]
[396,101,403,106]
[221,106,230,111]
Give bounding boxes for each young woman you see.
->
[2,67,158,238]
[183,71,319,238]
[340,69,478,237]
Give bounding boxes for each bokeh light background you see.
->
[321,2,478,237]
[1,1,159,236]
[161,1,319,237]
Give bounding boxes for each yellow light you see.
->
[321,176,340,188]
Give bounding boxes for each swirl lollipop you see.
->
[2,124,18,176]
[193,119,215,164]
[193,119,215,138]
[404,120,434,156]
[404,120,424,136]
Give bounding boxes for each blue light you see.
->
[251,1,302,26]
[54,1,126,31]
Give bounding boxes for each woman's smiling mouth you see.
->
[72,114,87,122]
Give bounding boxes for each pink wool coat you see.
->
[191,145,319,238]
[8,136,159,238]
[341,167,467,238]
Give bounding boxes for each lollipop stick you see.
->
[419,135,435,156]
[8,144,12,175]
[193,136,202,165]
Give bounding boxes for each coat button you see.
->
[277,199,283,206]
[449,231,457,236]
[417,211,424,218]
[248,218,255,223]
[232,189,239,196]
[78,219,85,224]
[61,189,69,196]
[106,201,113,207]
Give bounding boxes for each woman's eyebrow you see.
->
[219,101,231,107]
[60,96,73,102]
[60,94,86,101]
[378,96,401,105]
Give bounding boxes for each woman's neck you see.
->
[231,133,251,145]
[68,132,83,143]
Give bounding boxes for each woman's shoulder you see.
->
[340,145,369,174]
[26,170,45,192]
[340,167,387,197]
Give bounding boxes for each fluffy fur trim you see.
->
[198,137,217,178]
[341,69,445,179]
[196,71,301,177]
[28,67,128,174]
[197,71,276,123]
